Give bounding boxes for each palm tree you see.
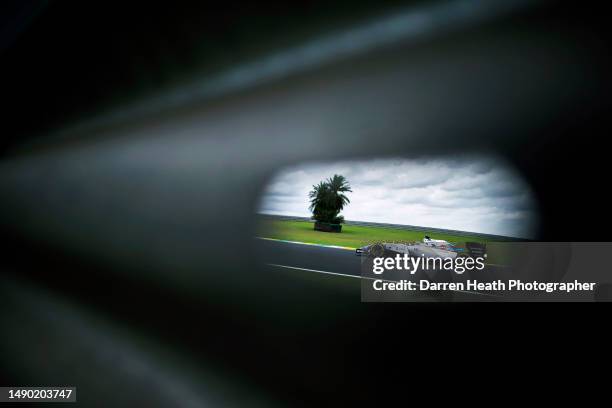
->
[309,174,352,231]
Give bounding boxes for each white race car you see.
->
[356,236,462,259]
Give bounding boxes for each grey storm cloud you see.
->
[258,156,538,238]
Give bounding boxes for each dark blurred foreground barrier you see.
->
[1,1,611,405]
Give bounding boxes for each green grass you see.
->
[258,220,487,249]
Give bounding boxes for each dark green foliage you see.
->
[308,174,352,224]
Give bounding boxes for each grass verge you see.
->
[258,219,487,249]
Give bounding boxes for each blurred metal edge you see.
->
[8,0,541,154]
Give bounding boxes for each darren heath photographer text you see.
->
[373,279,596,293]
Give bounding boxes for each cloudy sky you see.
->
[258,157,538,238]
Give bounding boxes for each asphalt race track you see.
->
[255,239,361,279]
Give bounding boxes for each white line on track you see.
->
[267,263,382,281]
[259,238,508,268]
[256,237,355,251]
[267,263,501,297]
